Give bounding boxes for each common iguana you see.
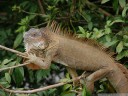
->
[23,23,128,93]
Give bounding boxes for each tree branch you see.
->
[85,0,112,17]
[29,22,47,27]
[0,63,29,72]
[21,10,44,16]
[0,74,86,94]
[37,0,45,14]
[0,45,27,58]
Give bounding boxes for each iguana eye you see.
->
[32,33,38,37]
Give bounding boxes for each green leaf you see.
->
[36,70,44,83]
[82,85,86,96]
[105,35,111,42]
[15,26,24,33]
[47,89,56,95]
[78,34,85,38]
[78,26,85,34]
[66,73,70,79]
[110,19,124,26]
[106,20,112,26]
[5,73,11,83]
[13,33,23,48]
[12,67,24,87]
[16,94,29,96]
[19,1,30,8]
[88,22,93,30]
[101,0,110,4]
[0,90,7,96]
[116,41,124,53]
[86,32,91,38]
[122,6,128,17]
[116,50,128,60]
[61,92,76,96]
[82,85,91,96]
[1,59,13,65]
[105,27,111,34]
[119,0,126,8]
[0,81,10,88]
[113,0,119,11]
[91,28,104,39]
[18,16,29,25]
[36,69,50,83]
[81,12,91,22]
[123,35,128,41]
[51,64,59,70]
[29,94,38,96]
[104,40,118,47]
[124,43,128,47]
[63,84,72,91]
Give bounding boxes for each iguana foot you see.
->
[85,80,94,93]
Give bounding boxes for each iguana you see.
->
[23,22,128,93]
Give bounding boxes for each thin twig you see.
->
[29,22,47,28]
[70,90,80,94]
[37,0,45,14]
[0,45,27,58]
[98,8,112,17]
[0,45,46,72]
[0,74,85,94]
[0,63,29,72]
[85,0,112,17]
[21,10,43,16]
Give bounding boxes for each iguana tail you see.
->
[108,63,128,93]
[117,63,128,80]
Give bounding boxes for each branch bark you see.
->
[0,45,26,57]
[0,63,29,72]
[0,74,86,94]
[85,0,112,17]
[37,0,45,14]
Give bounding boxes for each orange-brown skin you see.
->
[26,63,41,69]
[23,26,128,93]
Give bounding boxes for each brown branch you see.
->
[37,0,45,14]
[0,45,46,72]
[0,45,26,57]
[98,8,112,17]
[85,0,112,17]
[29,22,47,27]
[0,74,86,94]
[21,10,43,16]
[0,63,29,72]
[0,45,27,58]
[71,0,76,14]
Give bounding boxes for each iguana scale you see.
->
[23,22,128,93]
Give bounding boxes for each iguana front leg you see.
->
[27,42,59,69]
[66,67,79,86]
[27,53,51,69]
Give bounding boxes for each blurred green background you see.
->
[0,0,128,96]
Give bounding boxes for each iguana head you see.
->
[23,28,48,52]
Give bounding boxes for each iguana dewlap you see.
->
[23,24,128,93]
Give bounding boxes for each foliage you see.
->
[0,0,128,95]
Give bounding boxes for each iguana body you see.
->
[23,24,128,93]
